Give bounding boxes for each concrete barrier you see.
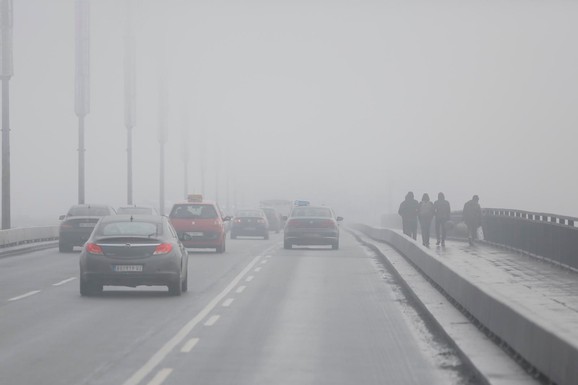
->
[0,226,59,248]
[354,223,578,385]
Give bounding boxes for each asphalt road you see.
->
[0,231,472,385]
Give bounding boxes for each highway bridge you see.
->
[1,209,576,385]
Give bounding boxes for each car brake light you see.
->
[86,243,103,255]
[321,219,336,228]
[257,219,265,224]
[154,243,173,255]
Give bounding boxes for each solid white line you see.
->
[204,315,220,326]
[8,290,41,302]
[122,254,263,385]
[180,338,199,353]
[254,267,262,272]
[261,260,268,264]
[245,276,254,282]
[222,298,234,307]
[146,368,173,385]
[236,286,246,293]
[53,277,77,286]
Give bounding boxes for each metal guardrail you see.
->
[0,226,59,248]
[482,208,578,270]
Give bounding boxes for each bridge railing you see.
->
[0,226,59,249]
[482,208,578,270]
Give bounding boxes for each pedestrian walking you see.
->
[418,193,434,247]
[463,195,482,245]
[433,192,451,246]
[398,192,419,240]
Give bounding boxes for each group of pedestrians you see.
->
[398,192,482,247]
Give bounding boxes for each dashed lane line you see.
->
[245,276,254,282]
[8,290,41,302]
[122,250,268,385]
[53,277,77,286]
[180,338,199,353]
[236,286,246,293]
[204,315,220,326]
[146,368,173,385]
[222,298,234,307]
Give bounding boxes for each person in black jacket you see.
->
[433,192,451,246]
[463,195,482,245]
[418,193,435,247]
[398,192,419,240]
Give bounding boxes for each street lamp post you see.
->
[75,0,90,204]
[124,0,136,205]
[0,0,13,230]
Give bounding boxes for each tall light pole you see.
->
[158,76,167,215]
[0,0,13,229]
[124,0,136,205]
[75,0,90,204]
[181,112,189,199]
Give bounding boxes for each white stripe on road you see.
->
[261,260,268,264]
[146,368,173,385]
[53,277,77,286]
[9,291,41,302]
[180,338,199,353]
[254,267,262,272]
[245,276,254,282]
[122,251,268,385]
[222,298,234,307]
[204,315,220,326]
[236,286,246,293]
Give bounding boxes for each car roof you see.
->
[101,214,164,223]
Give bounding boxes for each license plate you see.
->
[187,232,204,237]
[113,265,143,272]
[79,223,96,228]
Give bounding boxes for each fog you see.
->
[6,0,578,226]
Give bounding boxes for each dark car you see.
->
[283,205,343,250]
[58,204,116,252]
[230,209,269,239]
[168,200,230,253]
[117,206,159,215]
[78,215,188,296]
[261,207,282,233]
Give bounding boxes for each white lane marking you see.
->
[245,276,254,282]
[236,286,246,293]
[122,254,264,385]
[8,291,41,302]
[254,267,262,272]
[204,315,220,326]
[53,277,77,286]
[180,338,199,353]
[146,368,173,385]
[222,298,234,307]
[261,260,268,264]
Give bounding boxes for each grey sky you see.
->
[7,0,578,225]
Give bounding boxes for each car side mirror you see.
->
[223,216,232,221]
[59,215,65,220]
[336,216,344,221]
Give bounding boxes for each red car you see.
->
[168,198,230,253]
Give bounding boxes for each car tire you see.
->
[332,241,339,250]
[181,272,188,293]
[59,242,73,253]
[216,241,226,253]
[80,277,102,296]
[284,240,292,249]
[168,278,182,296]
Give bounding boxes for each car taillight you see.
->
[257,219,266,224]
[60,221,73,229]
[286,219,296,228]
[321,219,336,228]
[86,243,103,255]
[153,243,173,255]
[234,218,241,224]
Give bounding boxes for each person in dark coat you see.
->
[463,195,482,245]
[433,192,451,246]
[418,193,434,247]
[398,192,419,240]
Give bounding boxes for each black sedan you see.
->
[58,204,116,252]
[79,215,188,296]
[230,209,269,240]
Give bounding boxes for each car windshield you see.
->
[96,221,162,237]
[170,204,218,219]
[236,210,263,218]
[291,207,333,218]
[67,206,111,216]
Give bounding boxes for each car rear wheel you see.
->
[181,272,188,292]
[284,240,292,249]
[59,242,73,253]
[216,241,226,253]
[332,241,339,250]
[80,277,102,296]
[168,278,182,296]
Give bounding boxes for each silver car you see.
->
[283,206,343,250]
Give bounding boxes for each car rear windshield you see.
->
[68,207,111,216]
[236,210,263,218]
[170,204,218,219]
[291,207,332,218]
[96,221,162,237]
[117,207,154,215]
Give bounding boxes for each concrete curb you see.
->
[353,224,578,385]
[0,240,58,259]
